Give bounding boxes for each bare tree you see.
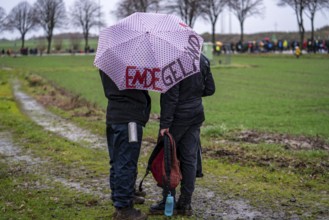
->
[0,7,6,33]
[34,0,66,54]
[228,0,264,43]
[278,0,307,48]
[114,0,160,19]
[6,2,38,48]
[71,0,105,52]
[304,0,329,49]
[202,0,227,48]
[166,0,204,28]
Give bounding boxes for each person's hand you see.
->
[160,128,169,136]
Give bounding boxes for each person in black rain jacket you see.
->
[150,54,215,216]
[99,70,150,220]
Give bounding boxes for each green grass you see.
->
[0,71,111,219]
[1,53,329,138]
[1,54,329,219]
[0,160,114,220]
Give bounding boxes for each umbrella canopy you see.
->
[94,12,204,93]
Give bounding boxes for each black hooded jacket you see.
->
[160,54,215,129]
[99,70,151,126]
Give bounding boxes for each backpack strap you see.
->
[138,134,164,192]
[163,131,171,194]
[138,169,150,192]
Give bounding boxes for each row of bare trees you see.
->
[1,0,328,54]
[0,0,104,54]
[278,0,329,51]
[113,0,264,44]
[114,0,329,47]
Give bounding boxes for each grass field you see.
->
[1,53,329,219]
[1,53,329,138]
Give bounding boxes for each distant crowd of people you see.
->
[2,39,329,58]
[215,39,329,54]
[1,47,95,57]
[1,48,40,57]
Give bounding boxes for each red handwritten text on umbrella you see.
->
[125,34,201,89]
[126,66,162,91]
[185,35,201,72]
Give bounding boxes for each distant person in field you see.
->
[149,54,215,216]
[99,70,150,220]
[295,46,301,58]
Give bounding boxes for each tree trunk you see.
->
[240,21,244,43]
[21,33,25,49]
[299,23,304,51]
[47,35,52,54]
[311,15,315,53]
[212,22,216,53]
[84,32,89,52]
[298,5,304,53]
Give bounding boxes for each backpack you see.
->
[139,131,182,192]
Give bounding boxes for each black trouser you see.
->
[169,123,201,198]
[106,123,143,208]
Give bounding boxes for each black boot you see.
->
[149,190,176,215]
[149,199,166,215]
[113,206,147,220]
[133,195,145,204]
[135,190,146,197]
[176,195,193,216]
[133,188,146,204]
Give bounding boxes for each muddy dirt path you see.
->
[0,132,110,199]
[4,80,285,219]
[12,80,106,149]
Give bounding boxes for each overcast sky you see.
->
[1,0,328,40]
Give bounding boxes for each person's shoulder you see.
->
[200,54,210,67]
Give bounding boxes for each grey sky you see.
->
[1,0,328,40]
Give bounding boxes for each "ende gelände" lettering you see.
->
[125,34,201,91]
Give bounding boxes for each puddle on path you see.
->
[12,80,107,149]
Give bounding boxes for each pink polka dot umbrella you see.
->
[94,12,204,93]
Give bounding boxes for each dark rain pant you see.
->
[169,123,201,198]
[106,123,143,208]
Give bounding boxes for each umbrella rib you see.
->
[107,30,144,50]
[154,30,196,53]
[144,35,160,69]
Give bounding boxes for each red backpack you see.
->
[139,131,182,192]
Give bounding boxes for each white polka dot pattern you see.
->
[94,12,204,93]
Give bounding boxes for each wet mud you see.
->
[13,80,106,149]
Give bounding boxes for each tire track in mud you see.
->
[12,80,106,150]
[7,80,282,219]
[0,132,110,200]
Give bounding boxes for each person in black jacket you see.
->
[99,70,150,220]
[150,54,215,216]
